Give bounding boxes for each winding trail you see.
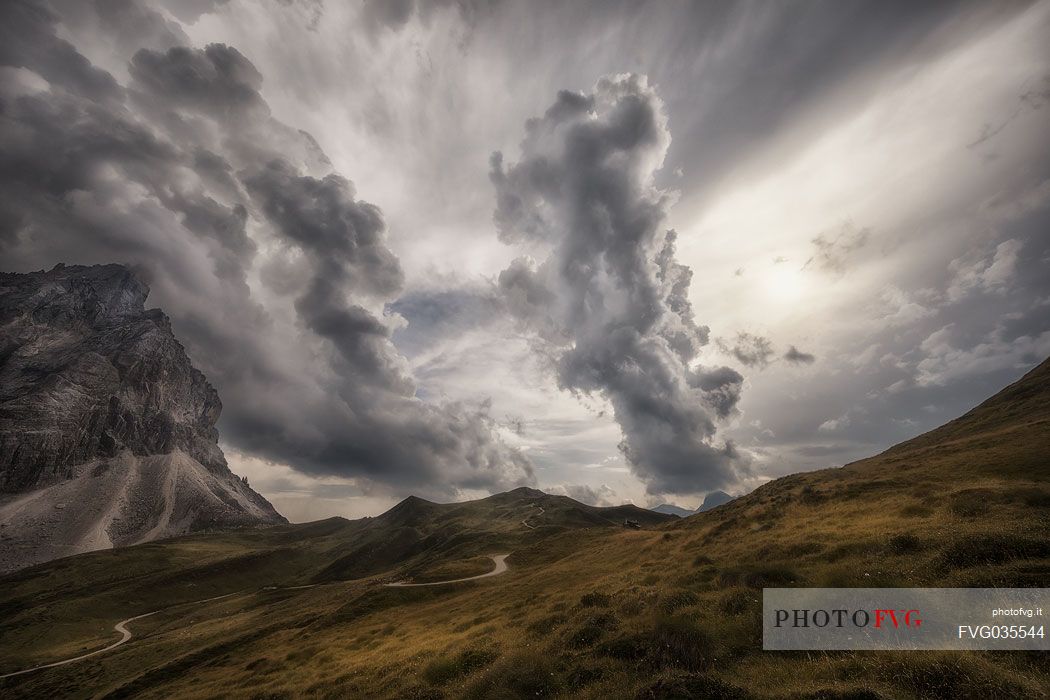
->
[384,554,510,587]
[0,592,240,680]
[521,505,545,530]
[2,552,517,679]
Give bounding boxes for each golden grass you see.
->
[1,361,1048,698]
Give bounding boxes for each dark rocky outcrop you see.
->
[0,264,285,572]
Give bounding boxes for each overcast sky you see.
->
[2,0,1048,520]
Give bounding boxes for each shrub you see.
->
[718,589,754,616]
[719,565,801,588]
[566,665,604,690]
[465,651,561,699]
[887,533,923,554]
[423,658,460,686]
[660,589,699,613]
[634,672,748,699]
[800,485,826,504]
[938,535,1050,571]
[882,652,1031,699]
[580,591,612,608]
[619,598,644,616]
[781,541,824,557]
[423,647,499,685]
[1021,488,1050,508]
[793,691,883,700]
[900,503,932,517]
[599,634,651,662]
[947,489,993,517]
[568,612,618,648]
[527,612,568,636]
[649,615,716,672]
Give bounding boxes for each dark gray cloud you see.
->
[783,346,816,365]
[718,332,775,368]
[0,1,122,102]
[490,75,747,496]
[2,0,1047,510]
[361,0,415,34]
[0,0,533,498]
[130,43,267,121]
[53,0,189,56]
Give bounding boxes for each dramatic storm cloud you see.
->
[2,0,1048,515]
[489,76,746,496]
[0,0,533,503]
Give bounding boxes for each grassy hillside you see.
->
[0,360,1047,699]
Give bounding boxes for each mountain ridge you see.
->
[0,356,1045,697]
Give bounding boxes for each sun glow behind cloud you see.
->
[5,0,1048,516]
[679,2,1050,341]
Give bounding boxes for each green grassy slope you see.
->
[0,359,1047,699]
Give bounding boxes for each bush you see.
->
[947,489,993,517]
[719,565,801,588]
[1020,488,1050,508]
[800,485,826,504]
[579,591,612,608]
[465,651,561,699]
[794,691,883,700]
[649,615,716,672]
[718,589,754,616]
[887,533,923,554]
[423,647,499,685]
[568,612,618,648]
[423,658,460,685]
[938,535,1050,571]
[900,503,932,517]
[660,589,699,613]
[882,653,1031,699]
[566,665,604,690]
[527,612,567,636]
[634,672,748,699]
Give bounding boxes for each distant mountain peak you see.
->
[651,503,694,517]
[505,486,548,498]
[393,494,437,508]
[697,490,734,512]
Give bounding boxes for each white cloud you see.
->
[947,238,1023,301]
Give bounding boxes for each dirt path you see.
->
[0,592,241,680]
[384,554,510,587]
[521,505,545,529]
[1,553,512,679]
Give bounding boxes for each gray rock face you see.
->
[0,264,285,572]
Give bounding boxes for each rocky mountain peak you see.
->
[0,263,234,488]
[0,264,285,573]
[2,263,150,329]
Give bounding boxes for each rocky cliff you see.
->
[0,264,285,572]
